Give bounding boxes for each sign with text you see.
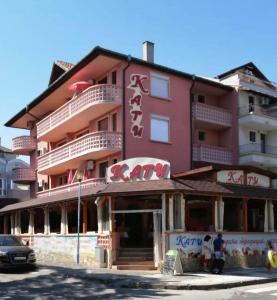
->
[169,233,277,258]
[217,170,270,188]
[106,157,170,183]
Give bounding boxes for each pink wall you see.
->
[124,65,192,174]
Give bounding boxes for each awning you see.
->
[0,184,104,213]
[221,184,277,200]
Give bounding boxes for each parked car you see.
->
[0,235,36,269]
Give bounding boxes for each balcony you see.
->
[240,143,277,168]
[37,178,106,198]
[37,84,122,142]
[239,73,277,98]
[12,136,36,155]
[37,131,122,175]
[239,105,277,131]
[192,103,232,129]
[193,144,233,165]
[12,168,36,183]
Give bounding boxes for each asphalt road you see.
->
[1,266,277,299]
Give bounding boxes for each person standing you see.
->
[202,235,213,272]
[212,233,225,274]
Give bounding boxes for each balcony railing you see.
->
[240,143,277,156]
[37,84,122,138]
[192,103,232,127]
[193,144,233,165]
[37,131,122,172]
[12,168,36,183]
[239,72,277,98]
[12,136,36,155]
[37,178,106,198]
[239,104,277,119]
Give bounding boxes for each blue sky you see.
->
[1,0,277,152]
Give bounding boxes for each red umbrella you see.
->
[69,81,92,93]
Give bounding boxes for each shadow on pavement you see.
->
[0,265,178,299]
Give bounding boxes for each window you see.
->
[75,129,89,139]
[150,73,169,99]
[99,161,109,178]
[150,115,169,142]
[198,95,205,103]
[57,174,68,186]
[98,77,107,84]
[198,131,206,141]
[112,113,117,132]
[249,96,255,113]
[112,71,117,84]
[249,131,256,142]
[98,117,109,131]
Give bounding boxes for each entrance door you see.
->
[153,212,162,267]
[260,133,266,153]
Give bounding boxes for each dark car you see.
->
[0,235,36,269]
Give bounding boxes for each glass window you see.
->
[249,131,256,142]
[112,71,117,85]
[198,131,206,141]
[150,73,169,99]
[99,161,109,178]
[151,115,169,142]
[98,118,109,131]
[112,114,117,132]
[173,194,182,229]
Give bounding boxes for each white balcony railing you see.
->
[240,143,277,156]
[37,84,122,138]
[239,104,277,119]
[37,131,122,172]
[12,168,36,182]
[193,144,233,165]
[192,103,232,127]
[37,178,106,198]
[12,136,36,154]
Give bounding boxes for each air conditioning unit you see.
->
[86,160,95,171]
[38,179,44,188]
[259,97,270,106]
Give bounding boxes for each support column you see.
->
[10,213,15,235]
[181,193,186,231]
[264,200,269,232]
[97,205,103,233]
[28,209,34,235]
[4,214,9,234]
[14,211,21,235]
[214,196,224,232]
[61,204,68,235]
[108,197,112,232]
[169,194,174,231]
[267,200,275,232]
[82,200,88,234]
[162,193,166,260]
[44,207,50,235]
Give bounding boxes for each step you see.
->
[116,256,153,261]
[116,264,157,271]
[118,252,153,257]
[119,248,153,252]
[114,260,154,266]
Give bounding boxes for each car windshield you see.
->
[0,236,24,246]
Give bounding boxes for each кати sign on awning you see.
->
[106,157,170,183]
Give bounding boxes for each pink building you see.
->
[1,43,276,271]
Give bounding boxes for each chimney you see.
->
[143,41,154,63]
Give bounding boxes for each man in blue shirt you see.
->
[212,233,225,274]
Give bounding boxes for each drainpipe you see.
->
[122,55,132,160]
[190,75,196,170]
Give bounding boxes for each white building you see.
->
[218,62,277,172]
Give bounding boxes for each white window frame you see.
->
[150,114,170,143]
[150,73,170,99]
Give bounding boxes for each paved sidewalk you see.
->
[38,263,277,290]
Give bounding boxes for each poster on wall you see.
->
[169,233,277,258]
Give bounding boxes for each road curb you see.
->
[67,272,277,290]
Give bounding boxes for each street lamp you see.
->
[76,172,82,265]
